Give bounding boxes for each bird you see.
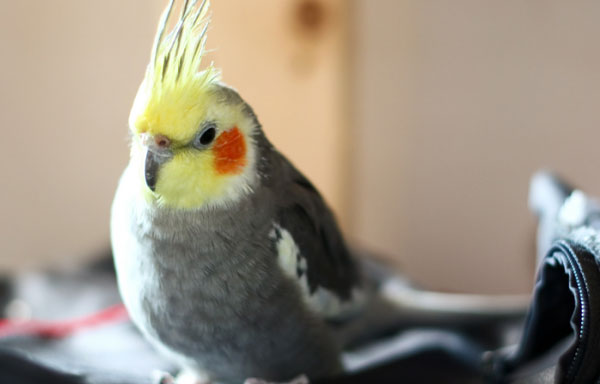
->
[111,1,529,383]
[111,1,367,382]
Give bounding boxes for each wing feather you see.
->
[270,156,364,320]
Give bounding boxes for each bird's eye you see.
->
[194,123,217,148]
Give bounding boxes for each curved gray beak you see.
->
[145,148,173,191]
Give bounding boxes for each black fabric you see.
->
[490,239,600,384]
[2,236,600,383]
[0,332,486,384]
[0,349,84,384]
[0,258,495,384]
[319,349,483,384]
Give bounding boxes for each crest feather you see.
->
[147,0,218,93]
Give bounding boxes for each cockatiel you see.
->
[111,1,528,383]
[111,1,366,383]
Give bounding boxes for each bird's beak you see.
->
[141,134,173,191]
[145,149,173,191]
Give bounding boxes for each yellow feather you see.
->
[130,0,220,144]
[155,150,221,208]
[127,0,257,210]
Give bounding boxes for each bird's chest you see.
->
[118,232,327,380]
[111,197,341,381]
[119,227,272,348]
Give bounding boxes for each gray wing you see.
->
[268,154,364,320]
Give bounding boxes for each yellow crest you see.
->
[131,0,220,144]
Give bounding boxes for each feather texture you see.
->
[129,0,221,145]
[150,0,217,91]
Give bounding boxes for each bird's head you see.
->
[128,0,259,210]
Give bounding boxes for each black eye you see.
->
[194,123,217,148]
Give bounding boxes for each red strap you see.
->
[0,304,129,339]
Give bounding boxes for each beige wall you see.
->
[0,1,349,269]
[0,1,158,269]
[3,1,600,295]
[206,0,351,223]
[351,1,600,293]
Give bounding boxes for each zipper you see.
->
[552,241,591,384]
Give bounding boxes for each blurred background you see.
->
[1,0,600,294]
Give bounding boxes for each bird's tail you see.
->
[337,255,529,350]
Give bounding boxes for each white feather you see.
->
[270,224,364,320]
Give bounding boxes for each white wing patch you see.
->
[269,223,364,320]
[559,190,590,227]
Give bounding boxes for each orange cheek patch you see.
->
[213,126,247,174]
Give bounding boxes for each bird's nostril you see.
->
[154,134,171,148]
